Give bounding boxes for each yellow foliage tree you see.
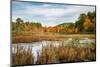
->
[83,16,91,30]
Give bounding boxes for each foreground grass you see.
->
[12,46,34,65]
[12,44,96,65]
[12,32,95,43]
[36,45,96,64]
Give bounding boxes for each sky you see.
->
[12,1,95,27]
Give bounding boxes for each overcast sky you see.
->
[12,1,95,26]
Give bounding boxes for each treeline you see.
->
[12,11,96,33]
[75,11,96,33]
[12,18,42,32]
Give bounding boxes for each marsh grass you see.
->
[36,44,96,64]
[12,41,96,65]
[12,46,34,65]
[12,32,95,43]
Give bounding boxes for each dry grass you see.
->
[36,46,59,64]
[12,33,95,43]
[12,34,69,43]
[12,42,96,65]
[36,45,96,64]
[12,46,34,65]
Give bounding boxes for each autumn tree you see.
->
[12,11,96,34]
[75,11,96,33]
[75,14,86,32]
[83,16,91,31]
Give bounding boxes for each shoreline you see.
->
[12,34,95,43]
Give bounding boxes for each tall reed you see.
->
[12,46,34,65]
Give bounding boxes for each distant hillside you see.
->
[57,22,75,27]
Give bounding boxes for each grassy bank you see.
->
[12,32,95,43]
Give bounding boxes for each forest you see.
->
[12,11,96,34]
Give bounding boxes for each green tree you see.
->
[75,13,86,32]
[16,18,23,32]
[75,11,96,33]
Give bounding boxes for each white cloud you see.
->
[42,4,52,7]
[12,1,95,26]
[22,8,66,17]
[18,5,95,17]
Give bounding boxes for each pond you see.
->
[12,38,95,63]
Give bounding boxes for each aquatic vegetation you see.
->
[12,46,34,65]
[36,44,96,64]
[12,39,96,65]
